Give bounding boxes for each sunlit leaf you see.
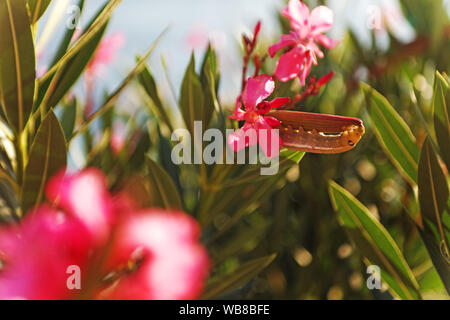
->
[201,254,277,299]
[329,181,421,300]
[362,83,420,185]
[21,110,67,214]
[0,0,36,134]
[279,149,305,164]
[26,0,51,24]
[39,0,122,82]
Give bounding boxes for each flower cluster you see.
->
[0,169,209,300]
[228,75,289,158]
[270,0,336,84]
[228,0,336,157]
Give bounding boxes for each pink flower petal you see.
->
[315,34,337,50]
[283,0,310,34]
[242,75,275,109]
[97,211,209,300]
[298,51,314,85]
[268,97,291,110]
[46,169,113,244]
[310,6,334,35]
[227,123,258,152]
[274,46,307,82]
[268,34,296,57]
[0,206,91,299]
[262,116,282,128]
[255,118,282,158]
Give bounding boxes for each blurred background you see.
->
[35,0,450,299]
[37,0,448,104]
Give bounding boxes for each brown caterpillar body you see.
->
[270,110,365,154]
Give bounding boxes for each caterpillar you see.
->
[270,110,365,154]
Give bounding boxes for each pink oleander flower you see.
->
[0,206,92,300]
[86,32,125,79]
[96,212,209,300]
[269,0,337,83]
[228,75,290,158]
[0,169,209,300]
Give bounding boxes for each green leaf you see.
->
[38,4,109,110]
[59,98,77,141]
[128,130,150,171]
[26,0,51,23]
[362,83,420,185]
[158,127,182,195]
[329,181,421,300]
[433,71,450,170]
[279,149,305,164]
[0,0,36,134]
[179,53,204,134]
[146,157,183,210]
[418,137,450,294]
[21,110,67,214]
[137,61,173,131]
[201,254,277,299]
[200,44,219,130]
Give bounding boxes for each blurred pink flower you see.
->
[0,169,209,300]
[46,168,114,245]
[269,0,336,83]
[110,121,127,156]
[97,212,209,300]
[228,75,290,158]
[86,32,125,79]
[0,206,92,299]
[186,25,209,49]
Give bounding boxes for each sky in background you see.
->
[36,0,448,106]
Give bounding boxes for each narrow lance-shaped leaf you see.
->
[158,127,182,195]
[59,98,77,141]
[418,137,450,293]
[329,181,421,300]
[47,0,86,69]
[26,0,52,24]
[201,254,277,299]
[21,110,67,214]
[361,83,420,185]
[137,60,174,132]
[433,71,450,170]
[0,0,36,134]
[37,4,109,111]
[180,53,204,134]
[200,44,220,130]
[146,157,183,210]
